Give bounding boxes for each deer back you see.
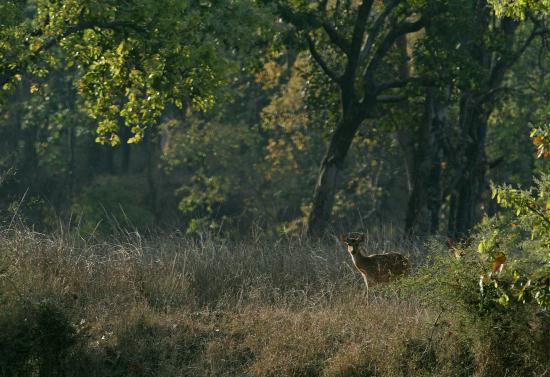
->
[353,252,410,282]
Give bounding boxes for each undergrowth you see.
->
[0,225,547,376]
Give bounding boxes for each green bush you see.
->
[400,174,549,376]
[476,173,549,309]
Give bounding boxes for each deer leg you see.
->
[362,274,369,300]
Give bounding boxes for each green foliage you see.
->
[2,0,272,144]
[401,239,548,376]
[488,0,549,19]
[476,174,549,308]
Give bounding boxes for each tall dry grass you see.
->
[0,225,546,376]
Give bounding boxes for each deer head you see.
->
[340,233,365,255]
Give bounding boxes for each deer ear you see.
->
[340,234,348,243]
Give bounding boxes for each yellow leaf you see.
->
[109,134,120,146]
[127,135,142,144]
[116,40,126,55]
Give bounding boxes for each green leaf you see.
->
[498,293,509,306]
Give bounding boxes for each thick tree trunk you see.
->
[306,112,363,237]
[404,88,447,237]
[394,34,415,193]
[425,91,447,234]
[447,17,516,241]
[448,94,489,240]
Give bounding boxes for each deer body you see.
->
[341,233,410,290]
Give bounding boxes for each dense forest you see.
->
[0,0,547,238]
[0,0,548,376]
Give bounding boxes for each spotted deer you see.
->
[340,233,410,293]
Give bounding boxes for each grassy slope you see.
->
[0,226,547,377]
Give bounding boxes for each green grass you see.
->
[0,225,547,376]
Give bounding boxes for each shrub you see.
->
[477,173,549,309]
[401,244,547,376]
[0,298,77,377]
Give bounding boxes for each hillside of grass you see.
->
[0,226,547,377]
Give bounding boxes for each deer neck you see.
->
[349,248,375,273]
[348,247,365,266]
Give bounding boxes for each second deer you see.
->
[340,233,410,293]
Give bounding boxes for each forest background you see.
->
[0,0,547,240]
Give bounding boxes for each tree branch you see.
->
[358,0,399,65]
[480,22,546,104]
[474,86,514,103]
[318,0,329,13]
[305,33,341,85]
[376,94,406,102]
[350,0,375,55]
[364,16,426,80]
[322,22,351,53]
[376,76,434,93]
[340,0,373,88]
[506,25,547,71]
[277,3,350,54]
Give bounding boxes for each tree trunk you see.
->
[66,80,76,196]
[404,87,448,237]
[145,127,162,220]
[306,111,363,237]
[447,16,517,241]
[448,93,489,240]
[426,88,448,234]
[67,122,76,195]
[120,122,131,174]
